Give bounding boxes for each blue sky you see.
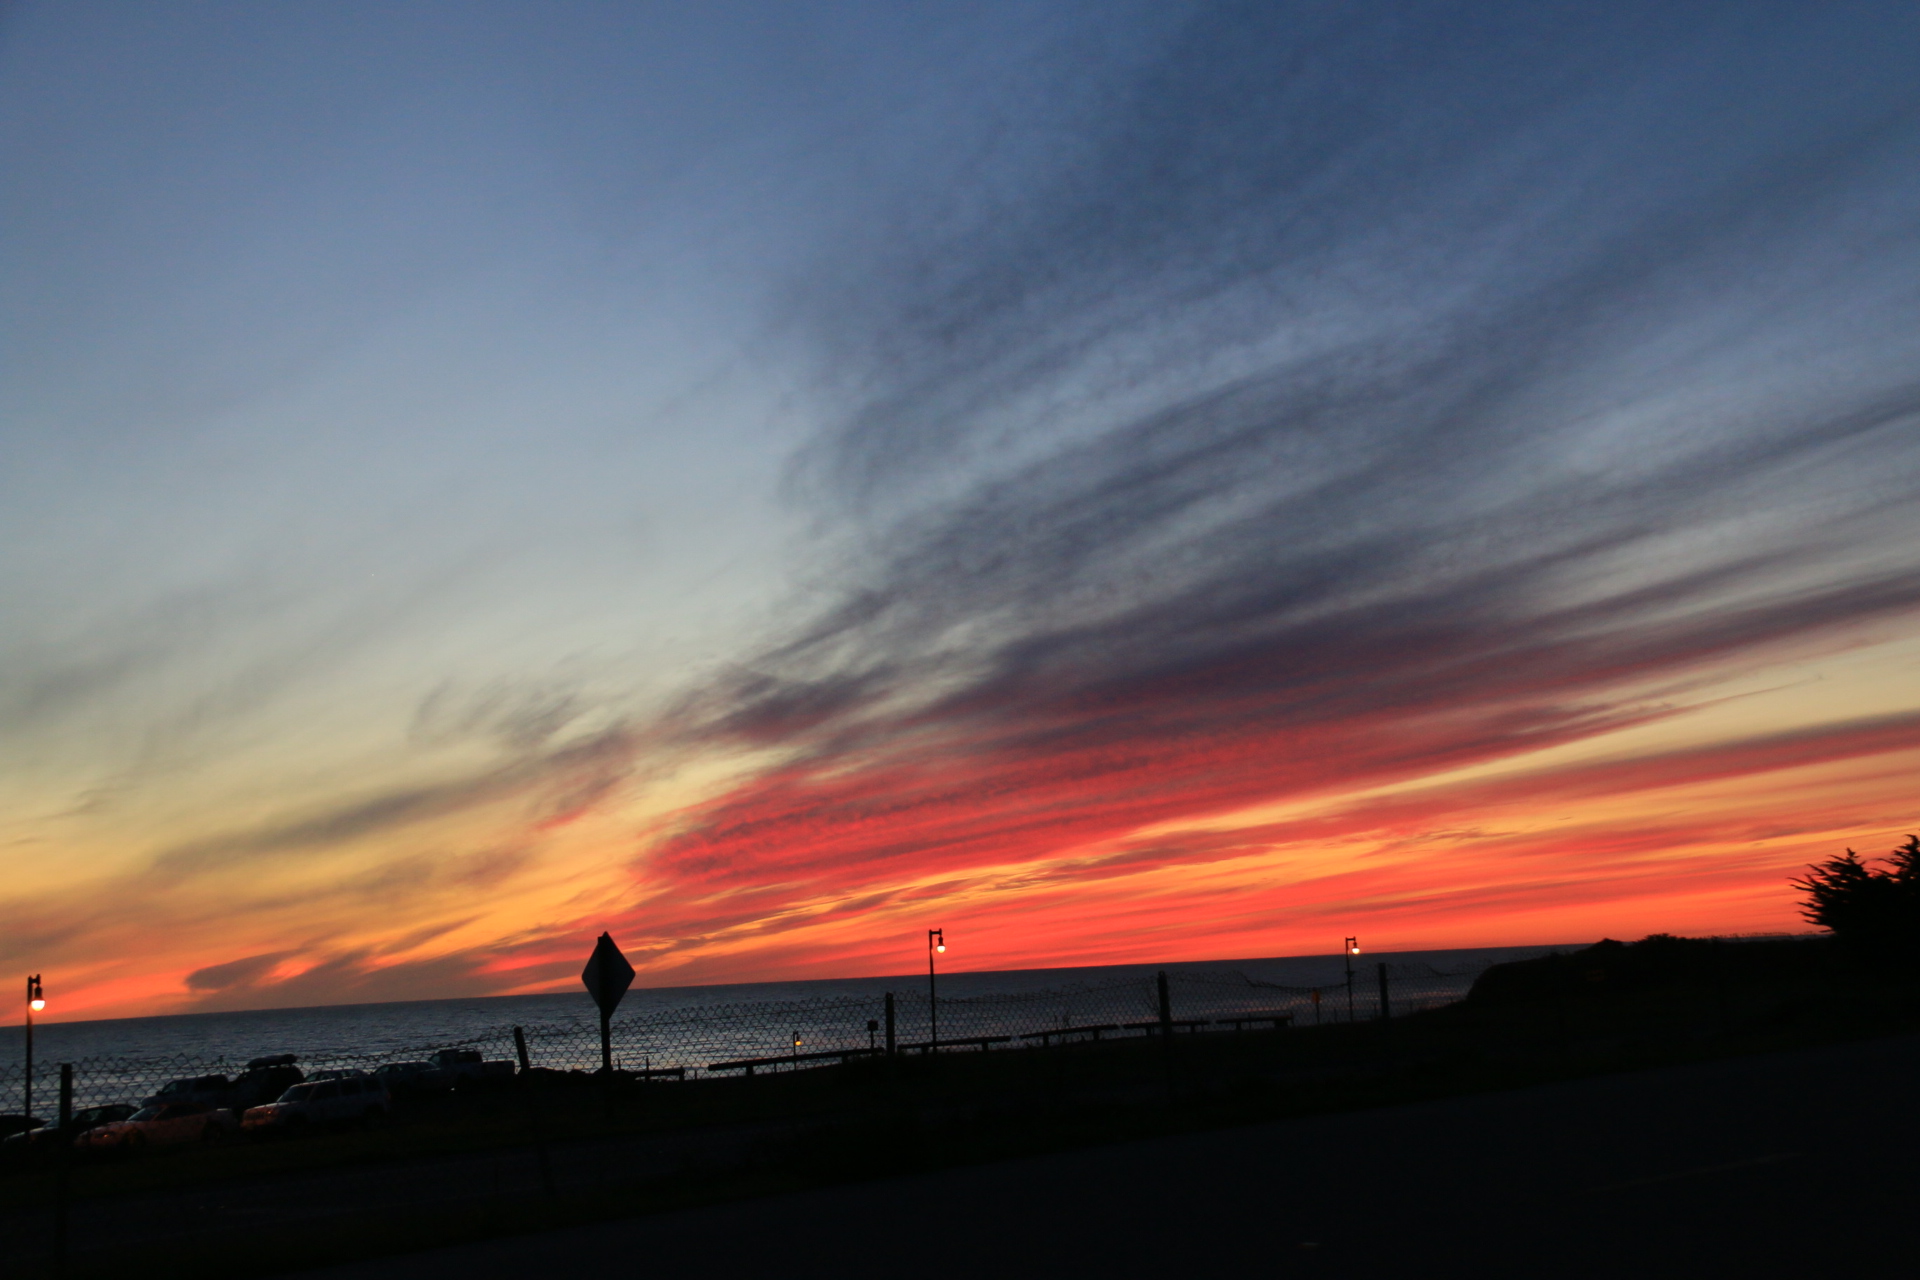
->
[5,1,1920,1018]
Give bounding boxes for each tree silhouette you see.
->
[1792,834,1920,960]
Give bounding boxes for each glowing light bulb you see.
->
[936,943,945,953]
[29,998,45,1012]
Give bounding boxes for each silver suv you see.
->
[143,1073,233,1109]
[241,1072,390,1138]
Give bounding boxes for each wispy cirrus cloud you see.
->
[181,947,509,1012]
[14,3,1920,1018]
[143,724,643,882]
[599,0,1920,968]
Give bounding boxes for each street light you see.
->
[23,974,42,1123]
[928,929,945,1052]
[1343,939,1359,1023]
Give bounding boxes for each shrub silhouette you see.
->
[1792,834,1920,962]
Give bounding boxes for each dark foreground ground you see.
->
[293,1032,1920,1280]
[10,941,1912,1277]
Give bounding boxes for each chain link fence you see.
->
[0,960,1488,1120]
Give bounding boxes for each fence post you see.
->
[598,1008,616,1124]
[513,1027,557,1198]
[1710,936,1730,1034]
[1552,960,1570,1059]
[1377,963,1391,1021]
[884,992,896,1056]
[54,1062,72,1279]
[1157,970,1175,1103]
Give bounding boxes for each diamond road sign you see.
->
[581,932,635,1016]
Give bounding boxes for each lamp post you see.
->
[1343,939,1359,1023]
[24,974,44,1121]
[928,929,945,1051]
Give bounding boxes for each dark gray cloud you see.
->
[796,2,1916,501]
[756,0,1920,715]
[145,726,640,882]
[12,2,1920,1004]
[183,947,506,1012]
[185,951,289,992]
[649,2,1920,887]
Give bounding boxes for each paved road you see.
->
[296,1035,1919,1279]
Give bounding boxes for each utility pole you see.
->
[23,975,43,1121]
[928,929,946,1051]
[1343,939,1359,1022]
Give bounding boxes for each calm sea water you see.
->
[2,944,1574,1069]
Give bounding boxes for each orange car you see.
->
[76,1101,238,1151]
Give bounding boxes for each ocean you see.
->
[3,944,1571,1079]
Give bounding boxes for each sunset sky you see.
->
[6,1,1920,1022]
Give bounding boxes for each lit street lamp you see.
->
[928,929,946,1051]
[23,974,43,1122]
[1343,938,1360,1023]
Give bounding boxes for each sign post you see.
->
[581,932,635,1076]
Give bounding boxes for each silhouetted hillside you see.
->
[1467,934,1830,1004]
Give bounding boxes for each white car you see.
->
[372,1060,452,1096]
[77,1101,238,1151]
[242,1073,391,1137]
[142,1073,233,1109]
[426,1048,514,1081]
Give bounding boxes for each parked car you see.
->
[242,1072,390,1137]
[0,1114,45,1141]
[372,1060,451,1096]
[426,1048,515,1085]
[77,1101,237,1151]
[231,1055,304,1109]
[142,1073,233,1109]
[3,1105,137,1154]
